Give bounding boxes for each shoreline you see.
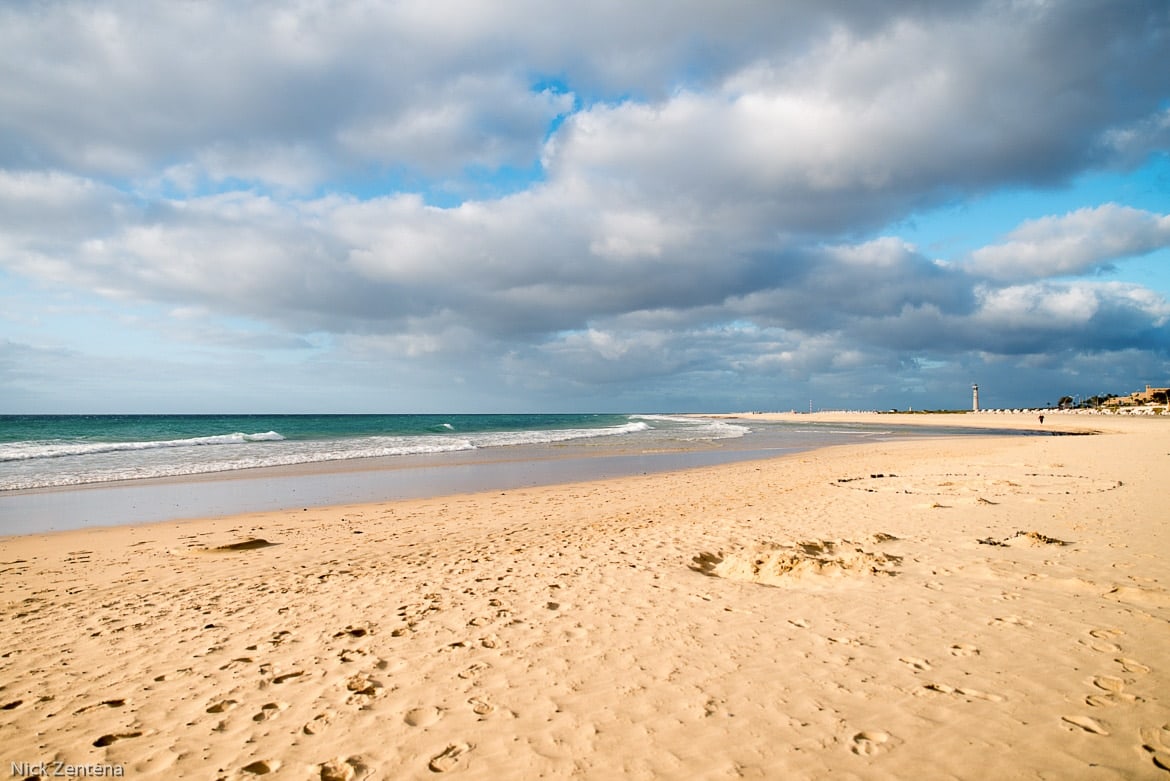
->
[709,409,1129,433]
[2,413,1167,778]
[0,414,1051,538]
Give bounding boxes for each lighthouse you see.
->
[972,384,980,412]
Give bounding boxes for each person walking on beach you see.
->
[1039,414,1045,424]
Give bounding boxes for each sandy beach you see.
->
[1,412,1168,780]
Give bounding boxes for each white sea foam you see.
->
[469,420,651,448]
[0,435,478,490]
[0,420,662,490]
[630,414,748,439]
[0,431,286,462]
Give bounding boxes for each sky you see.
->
[1,0,1169,414]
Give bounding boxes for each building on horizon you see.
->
[1103,384,1169,409]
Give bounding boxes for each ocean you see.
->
[0,413,749,492]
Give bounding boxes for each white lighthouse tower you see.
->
[972,384,980,412]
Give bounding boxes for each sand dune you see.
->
[1,413,1167,779]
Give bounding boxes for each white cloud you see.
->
[1101,107,1170,167]
[338,79,574,175]
[589,210,685,259]
[967,205,1170,281]
[976,283,1101,328]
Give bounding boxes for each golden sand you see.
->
[2,413,1167,779]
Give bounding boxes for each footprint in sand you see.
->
[318,756,371,781]
[303,711,335,735]
[404,706,443,727]
[220,656,255,670]
[950,643,980,657]
[458,662,490,680]
[1140,725,1170,772]
[93,731,142,747]
[346,674,381,696]
[345,690,379,709]
[850,731,892,756]
[703,697,730,718]
[428,742,472,772]
[206,699,238,714]
[1105,585,1170,608]
[340,648,369,663]
[1089,628,1124,640]
[252,702,287,722]
[1085,692,1139,707]
[1091,675,1126,693]
[1083,638,1122,654]
[899,657,932,671]
[242,759,281,775]
[1081,628,1124,654]
[1062,715,1109,735]
[989,615,1032,627]
[74,699,127,714]
[1084,674,1143,706]
[955,687,1004,702]
[1116,657,1151,674]
[468,697,495,716]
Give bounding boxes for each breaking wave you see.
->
[0,432,286,462]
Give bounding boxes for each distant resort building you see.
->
[1103,385,1170,409]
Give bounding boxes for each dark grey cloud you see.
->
[5,1,1164,191]
[547,1,1170,236]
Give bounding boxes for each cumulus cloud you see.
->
[967,205,1170,281]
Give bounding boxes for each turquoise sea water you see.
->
[0,413,747,491]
